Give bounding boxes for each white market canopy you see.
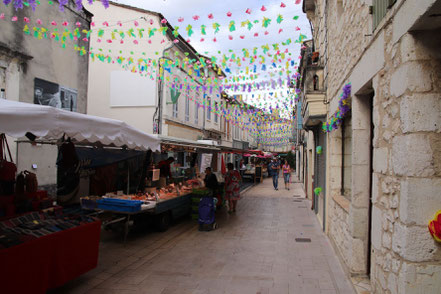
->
[0,99,160,152]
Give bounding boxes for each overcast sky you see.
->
[111,0,311,117]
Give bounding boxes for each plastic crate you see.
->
[97,198,142,213]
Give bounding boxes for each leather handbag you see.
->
[24,170,38,193]
[0,134,17,182]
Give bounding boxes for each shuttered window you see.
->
[372,0,396,30]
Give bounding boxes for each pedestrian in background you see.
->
[268,158,280,190]
[282,160,291,190]
[225,163,241,213]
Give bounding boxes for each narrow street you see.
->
[56,177,355,294]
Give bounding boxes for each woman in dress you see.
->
[225,162,241,213]
[282,160,291,190]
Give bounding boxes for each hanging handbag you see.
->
[0,134,17,182]
[24,170,38,193]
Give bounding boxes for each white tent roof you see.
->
[0,99,160,151]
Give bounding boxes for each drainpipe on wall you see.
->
[155,42,175,135]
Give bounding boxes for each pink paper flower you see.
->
[208,13,214,19]
[161,19,167,24]
[295,26,300,31]
[76,22,81,27]
[161,39,165,44]
[148,40,152,44]
[134,40,138,44]
[134,20,139,27]
[261,5,267,11]
[23,17,30,23]
[82,37,88,42]
[117,21,122,26]
[62,21,69,26]
[120,40,124,44]
[91,22,95,27]
[173,39,179,43]
[0,13,5,20]
[278,29,283,33]
[213,37,217,42]
[193,15,200,21]
[149,19,154,25]
[227,11,232,17]
[51,21,57,26]
[12,16,18,22]
[178,17,184,22]
[97,39,102,43]
[107,39,112,43]
[254,33,259,37]
[103,21,109,27]
[281,2,286,7]
[245,8,251,14]
[264,31,269,35]
[228,35,233,40]
[240,35,245,39]
[200,38,204,42]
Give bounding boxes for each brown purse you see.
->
[24,170,38,193]
[0,134,17,182]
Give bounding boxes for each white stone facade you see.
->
[305,0,441,293]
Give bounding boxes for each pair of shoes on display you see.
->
[275,188,278,191]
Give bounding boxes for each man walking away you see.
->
[268,158,280,190]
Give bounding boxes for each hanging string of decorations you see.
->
[322,84,351,133]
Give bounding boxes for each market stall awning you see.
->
[0,99,160,151]
[153,135,220,151]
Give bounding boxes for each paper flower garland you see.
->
[429,210,441,243]
[322,83,351,133]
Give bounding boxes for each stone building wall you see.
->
[369,27,441,293]
[306,0,441,293]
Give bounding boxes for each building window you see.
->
[313,75,319,91]
[173,97,178,118]
[214,102,219,123]
[195,102,199,124]
[207,96,211,120]
[341,115,352,200]
[185,92,190,122]
[372,0,396,30]
[234,125,240,140]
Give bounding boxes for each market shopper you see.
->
[282,160,291,190]
[225,163,241,213]
[157,157,174,187]
[268,158,280,190]
[204,167,219,195]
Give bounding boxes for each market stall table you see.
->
[0,220,101,294]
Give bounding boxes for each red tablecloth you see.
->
[0,220,101,294]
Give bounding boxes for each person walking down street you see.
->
[204,167,219,196]
[268,158,280,190]
[225,163,241,213]
[239,159,246,179]
[282,160,291,190]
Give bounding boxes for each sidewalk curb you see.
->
[241,183,256,195]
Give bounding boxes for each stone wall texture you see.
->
[307,0,441,293]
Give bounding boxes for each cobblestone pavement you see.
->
[55,177,355,294]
